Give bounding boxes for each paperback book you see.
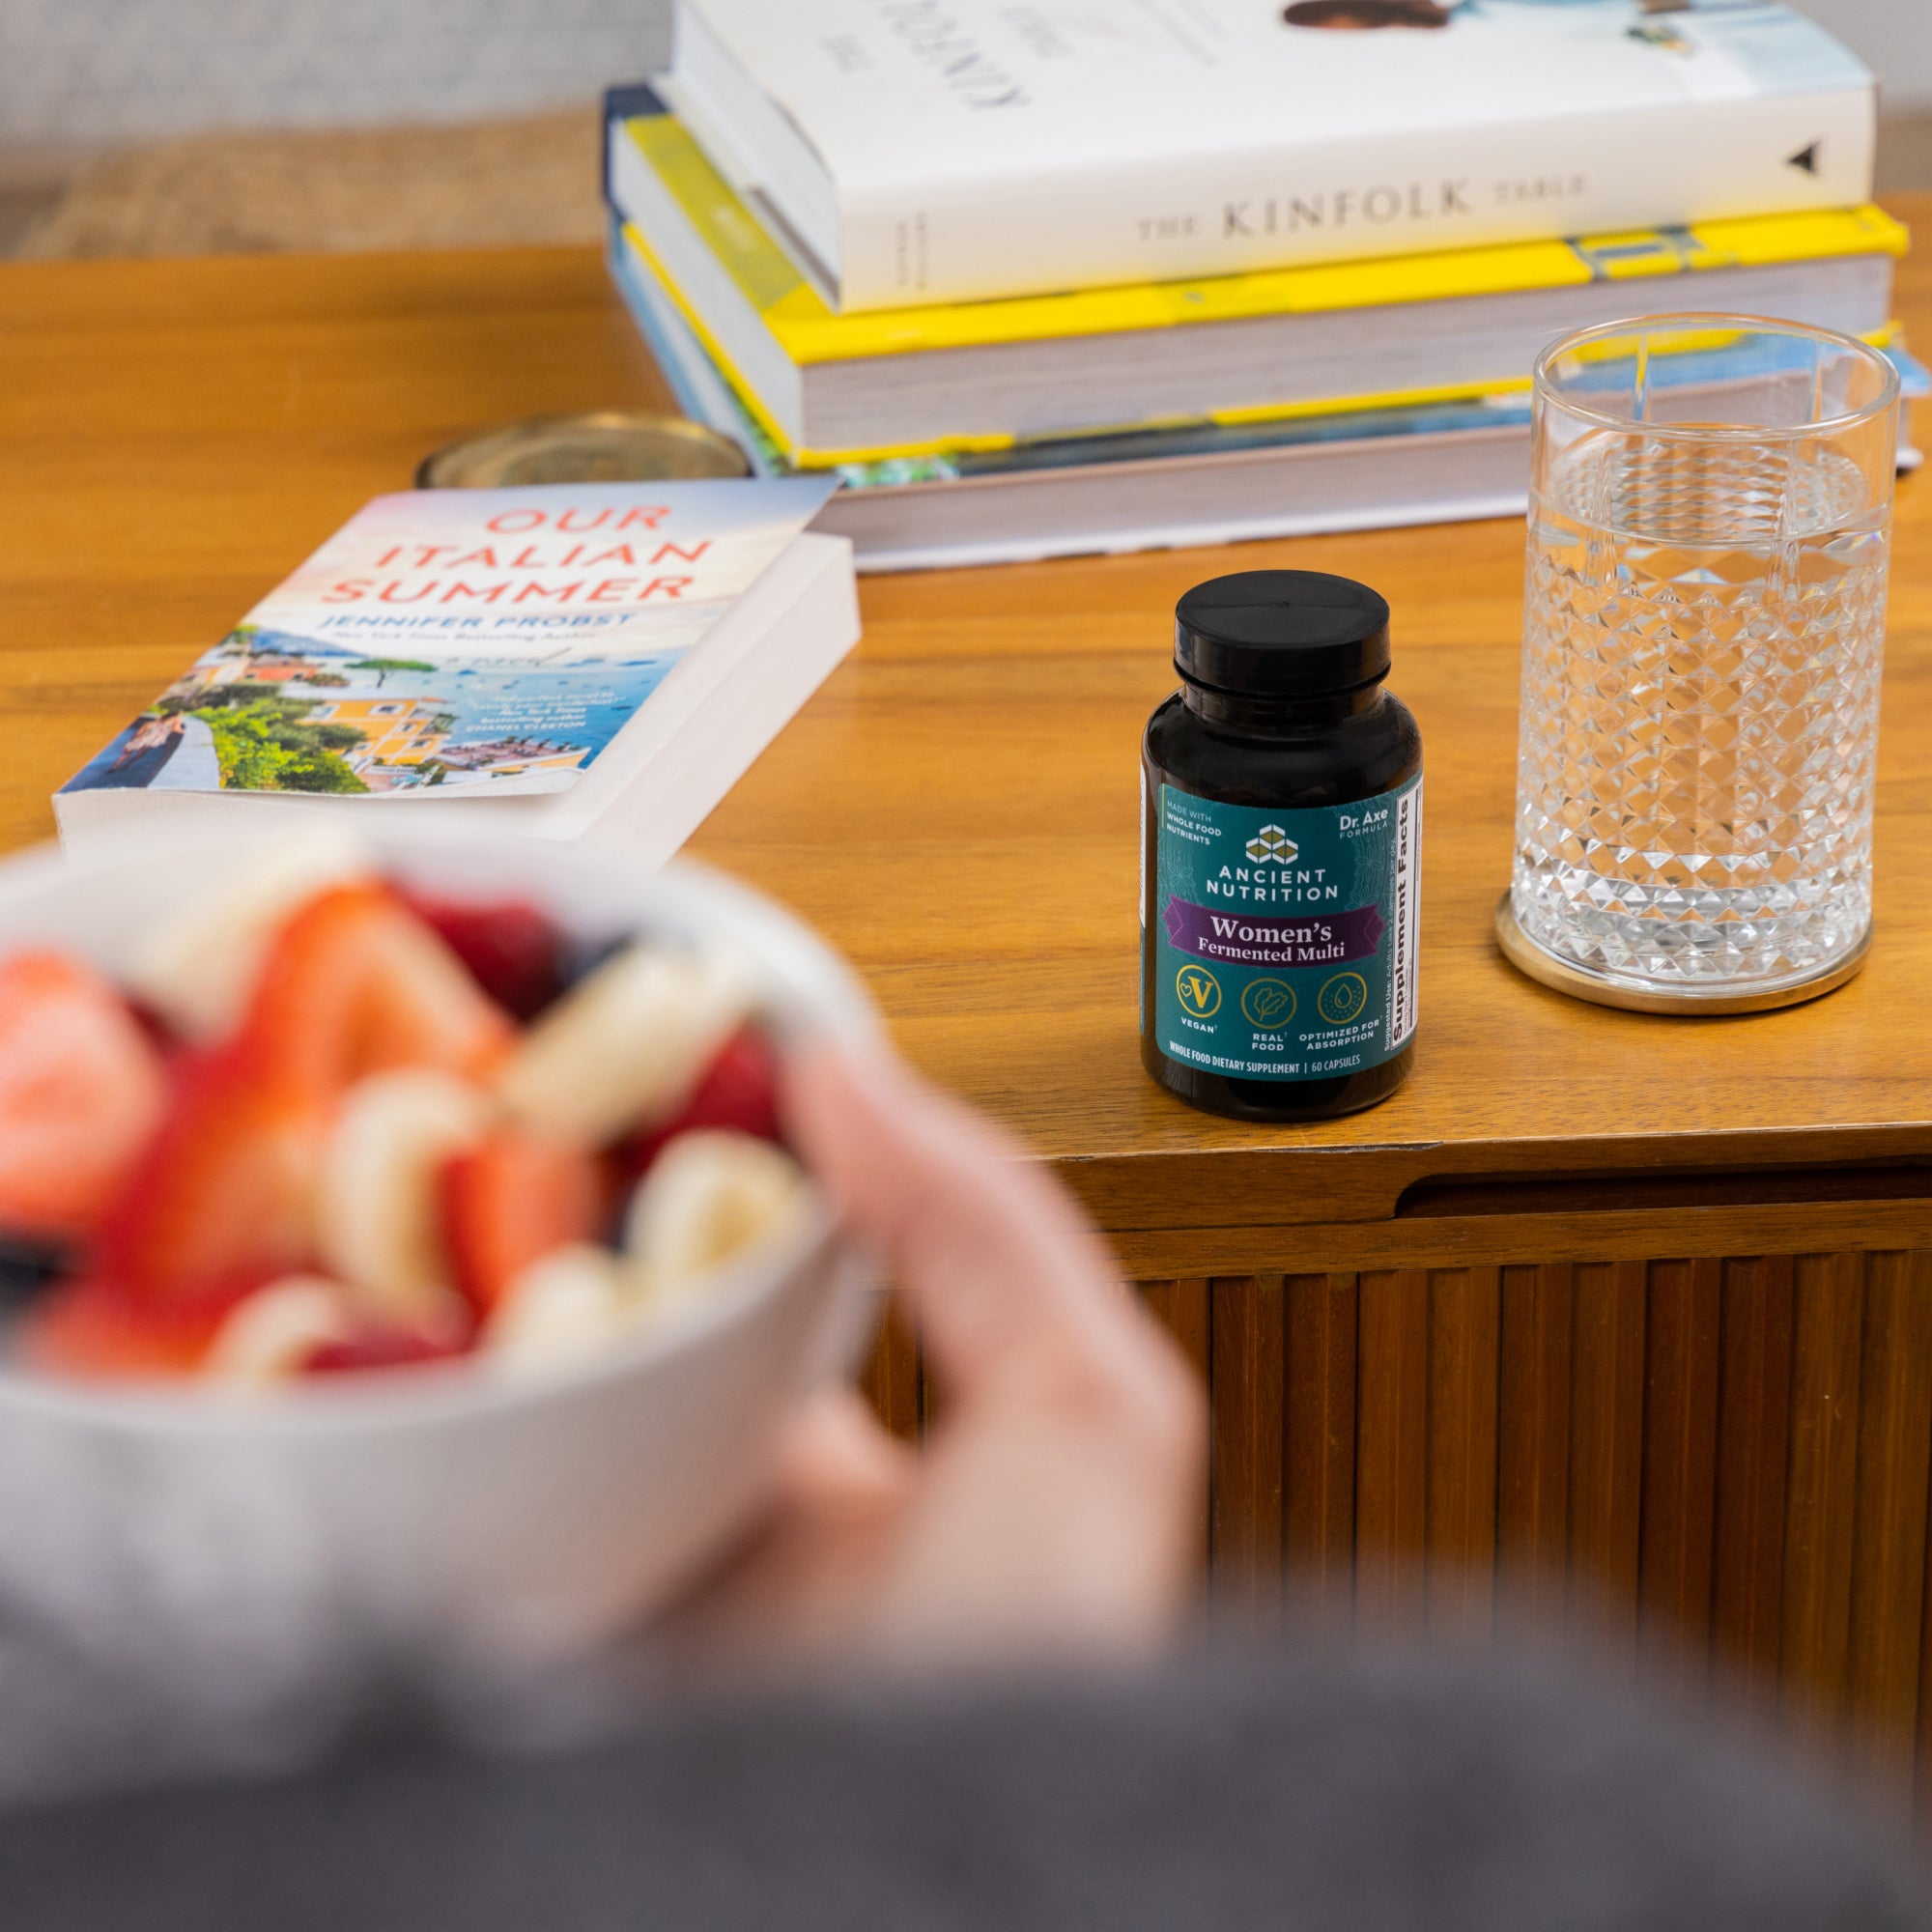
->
[56,479,856,859]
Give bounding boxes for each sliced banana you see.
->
[497,943,757,1148]
[484,1243,630,1375]
[622,1129,810,1310]
[126,828,376,1042]
[483,1133,810,1372]
[317,1069,493,1327]
[205,1276,354,1387]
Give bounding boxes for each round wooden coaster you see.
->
[417,411,752,488]
[1492,893,1870,1016]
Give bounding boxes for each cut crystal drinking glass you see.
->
[1510,315,1900,1003]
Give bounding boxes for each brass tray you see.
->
[1493,893,1870,1016]
[417,411,752,488]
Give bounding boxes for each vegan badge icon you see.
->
[1240,978,1297,1030]
[1176,965,1222,1018]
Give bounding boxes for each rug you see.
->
[17,108,603,259]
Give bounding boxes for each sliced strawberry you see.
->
[620,1027,783,1181]
[245,884,514,1095]
[0,951,168,1244]
[302,1327,469,1377]
[94,1044,328,1307]
[396,892,566,1022]
[75,889,512,1315]
[440,1131,604,1316]
[17,1275,238,1382]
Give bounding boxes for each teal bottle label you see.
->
[1147,776,1421,1082]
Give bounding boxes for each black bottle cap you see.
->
[1175,570,1391,696]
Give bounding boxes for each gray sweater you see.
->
[0,1643,1922,1932]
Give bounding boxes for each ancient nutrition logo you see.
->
[1246,825,1299,865]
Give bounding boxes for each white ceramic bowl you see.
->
[0,826,881,1699]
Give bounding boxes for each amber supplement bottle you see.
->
[1142,570,1422,1122]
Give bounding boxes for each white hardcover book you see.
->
[54,483,860,866]
[668,0,1875,313]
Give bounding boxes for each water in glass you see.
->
[1515,429,1890,985]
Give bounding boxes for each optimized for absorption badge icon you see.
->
[1317,972,1369,1026]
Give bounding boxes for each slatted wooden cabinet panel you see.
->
[863,1247,1932,1806]
[1179,1253,1932,1804]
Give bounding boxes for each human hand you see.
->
[663,1044,1207,1671]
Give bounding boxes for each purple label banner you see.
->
[1162,896,1384,968]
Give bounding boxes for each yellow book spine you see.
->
[623,223,1015,466]
[629,213,1908,469]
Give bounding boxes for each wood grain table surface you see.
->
[0,205,1925,1251]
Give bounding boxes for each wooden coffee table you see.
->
[2,213,1928,1802]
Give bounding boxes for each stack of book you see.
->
[607,0,1920,573]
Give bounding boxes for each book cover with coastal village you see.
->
[64,479,835,801]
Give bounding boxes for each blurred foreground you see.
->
[0,1641,1922,1932]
